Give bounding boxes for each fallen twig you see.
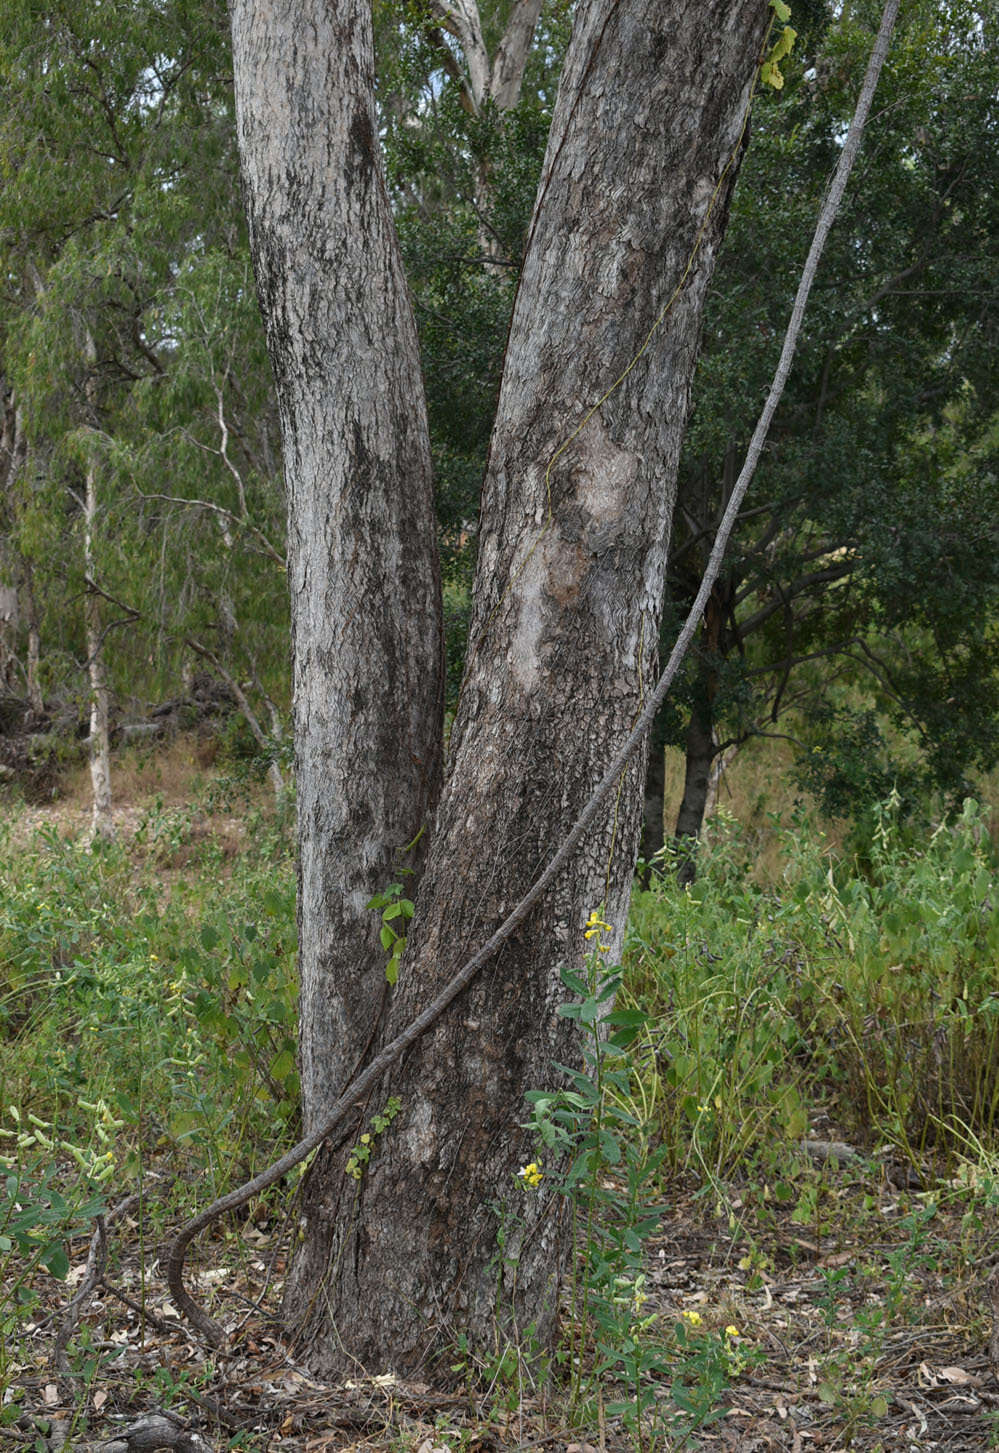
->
[53,1192,143,1392]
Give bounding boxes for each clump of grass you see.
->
[626,795,999,1176]
[0,800,298,1184]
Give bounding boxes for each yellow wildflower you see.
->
[681,1309,702,1326]
[725,1325,740,1338]
[517,1161,543,1188]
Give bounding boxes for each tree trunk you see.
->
[673,701,717,885]
[673,585,726,883]
[640,734,667,873]
[229,0,445,1127]
[84,456,114,843]
[283,0,768,1377]
[24,570,42,717]
[0,388,26,694]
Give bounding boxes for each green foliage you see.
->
[0,805,299,1178]
[344,1096,403,1181]
[526,916,766,1446]
[0,0,287,726]
[366,883,416,985]
[0,1156,104,1383]
[630,796,999,1170]
[660,0,999,837]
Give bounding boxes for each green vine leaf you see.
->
[762,23,797,90]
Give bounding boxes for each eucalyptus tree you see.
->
[0,0,286,806]
[230,0,771,1373]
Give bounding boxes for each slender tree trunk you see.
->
[229,0,445,1127]
[23,566,43,716]
[0,388,25,694]
[84,456,114,843]
[673,585,726,882]
[283,0,768,1377]
[673,702,717,884]
[704,741,737,820]
[640,735,667,873]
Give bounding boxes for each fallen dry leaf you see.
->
[937,1365,978,1385]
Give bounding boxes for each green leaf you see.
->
[770,0,791,19]
[560,968,588,996]
[598,1129,621,1164]
[200,925,219,952]
[385,957,399,986]
[604,1008,648,1028]
[42,1243,69,1280]
[270,1048,295,1082]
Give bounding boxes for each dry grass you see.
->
[54,733,229,813]
[663,731,999,883]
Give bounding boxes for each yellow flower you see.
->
[517,1161,543,1188]
[681,1309,702,1326]
[725,1325,740,1338]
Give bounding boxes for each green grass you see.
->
[625,794,999,1177]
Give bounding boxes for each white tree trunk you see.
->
[230,0,446,1127]
[84,456,114,843]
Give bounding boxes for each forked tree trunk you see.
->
[282,0,768,1376]
[229,0,445,1127]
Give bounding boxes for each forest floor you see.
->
[6,1155,997,1453]
[3,746,999,1451]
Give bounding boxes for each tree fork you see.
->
[165,0,899,1347]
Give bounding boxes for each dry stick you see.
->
[165,0,900,1348]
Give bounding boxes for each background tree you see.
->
[641,0,999,869]
[0,0,287,807]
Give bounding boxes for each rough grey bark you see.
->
[284,0,768,1376]
[229,0,445,1127]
